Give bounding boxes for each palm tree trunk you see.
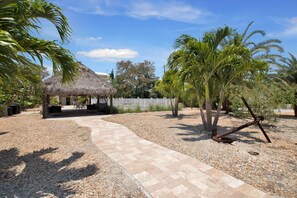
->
[170,98,175,116]
[212,91,224,136]
[197,96,207,130]
[174,97,179,117]
[205,83,212,132]
[199,106,207,130]
[294,91,297,117]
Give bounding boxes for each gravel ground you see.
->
[104,108,297,198]
[0,111,147,198]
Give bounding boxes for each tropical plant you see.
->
[229,80,291,122]
[0,0,77,84]
[0,66,44,109]
[223,21,284,64]
[168,26,268,136]
[154,69,183,116]
[278,53,297,116]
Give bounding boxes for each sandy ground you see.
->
[0,111,146,198]
[104,108,297,198]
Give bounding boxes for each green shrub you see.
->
[229,82,291,122]
[135,105,142,113]
[50,97,59,105]
[0,105,7,117]
[148,104,155,111]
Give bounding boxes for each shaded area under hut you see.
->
[42,62,116,118]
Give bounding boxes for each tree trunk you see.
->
[42,93,49,119]
[199,106,207,130]
[170,98,175,116]
[213,91,224,130]
[205,83,212,132]
[174,97,179,117]
[294,91,297,117]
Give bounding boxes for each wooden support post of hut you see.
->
[89,95,92,105]
[42,93,49,118]
[42,62,117,118]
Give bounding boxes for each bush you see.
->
[50,97,59,105]
[0,105,7,117]
[229,82,290,122]
[148,104,154,111]
[135,105,142,113]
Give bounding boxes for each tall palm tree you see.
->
[168,26,268,135]
[278,53,297,116]
[168,27,234,132]
[0,0,77,84]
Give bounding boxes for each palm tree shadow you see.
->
[170,123,230,142]
[0,132,9,136]
[230,130,267,144]
[170,123,267,144]
[0,147,97,197]
[158,113,197,120]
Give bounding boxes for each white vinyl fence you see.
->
[109,97,175,110]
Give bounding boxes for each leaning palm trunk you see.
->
[205,83,212,132]
[199,106,207,130]
[212,91,225,136]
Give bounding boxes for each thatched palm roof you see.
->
[44,62,116,96]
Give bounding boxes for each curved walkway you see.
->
[52,115,269,198]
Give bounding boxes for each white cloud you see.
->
[282,17,297,36]
[269,17,297,37]
[127,2,211,23]
[68,1,212,24]
[77,48,138,61]
[72,36,103,47]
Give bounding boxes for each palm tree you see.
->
[223,21,284,61]
[168,26,268,135]
[155,69,183,117]
[0,0,77,84]
[278,53,297,116]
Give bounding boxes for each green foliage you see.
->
[148,104,171,111]
[114,60,157,98]
[166,22,282,132]
[229,81,291,122]
[277,53,297,116]
[77,96,88,105]
[148,104,154,112]
[50,97,59,106]
[0,0,77,83]
[135,105,142,113]
[0,105,7,116]
[0,66,43,109]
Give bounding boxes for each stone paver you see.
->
[50,115,270,198]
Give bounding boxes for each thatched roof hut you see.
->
[42,62,116,118]
[44,62,116,96]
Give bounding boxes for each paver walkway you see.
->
[52,115,270,198]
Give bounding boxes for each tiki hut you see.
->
[42,62,116,118]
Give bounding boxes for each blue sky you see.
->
[41,0,297,78]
